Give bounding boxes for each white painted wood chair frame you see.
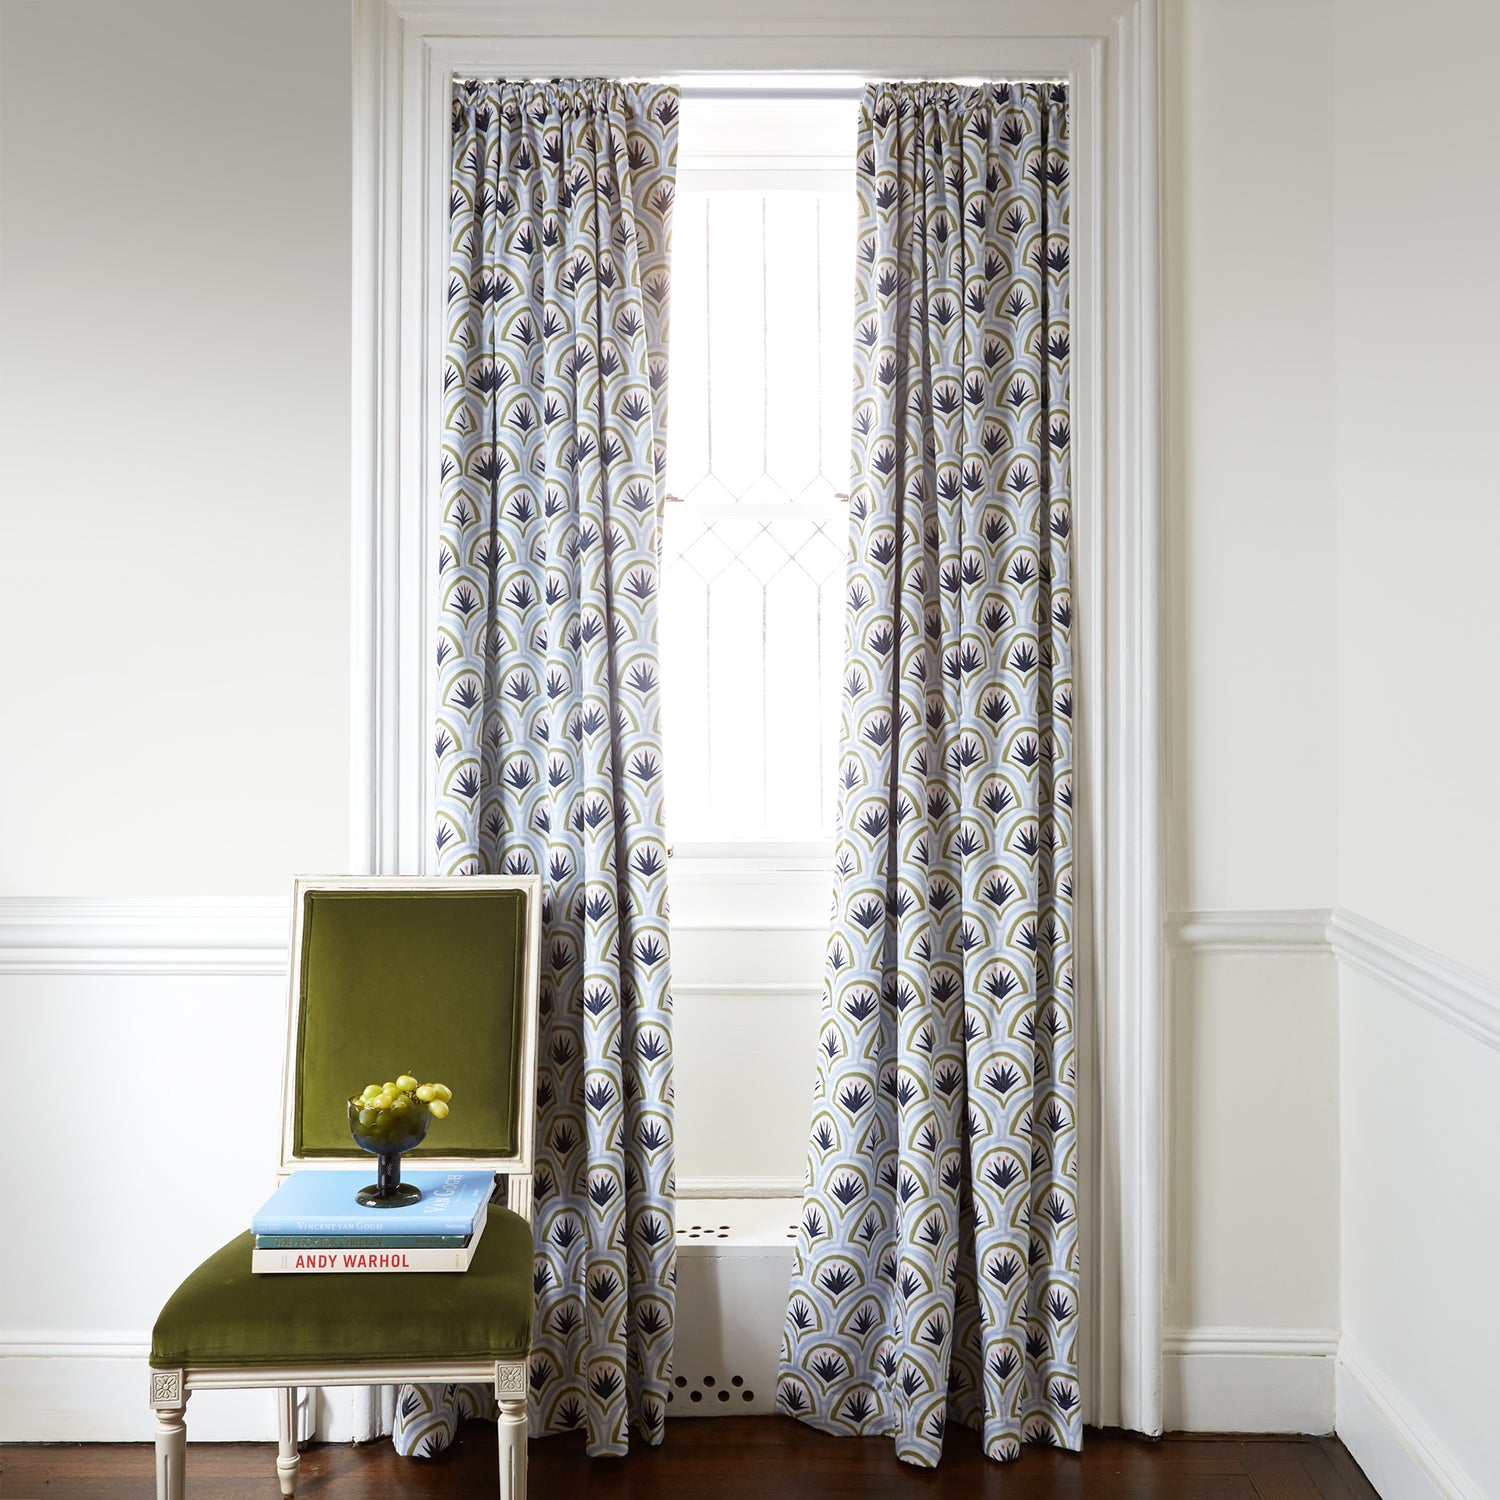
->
[150,875,542,1500]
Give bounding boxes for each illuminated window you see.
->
[661,100,857,846]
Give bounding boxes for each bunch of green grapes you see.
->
[348,1073,454,1145]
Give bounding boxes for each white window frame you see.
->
[351,0,1163,1439]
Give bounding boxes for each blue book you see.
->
[252,1169,496,1236]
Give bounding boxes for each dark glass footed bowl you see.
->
[347,1097,433,1208]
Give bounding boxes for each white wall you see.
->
[1164,0,1337,917]
[0,0,1348,1446]
[1161,0,1341,1431]
[1,965,294,1440]
[0,0,352,898]
[1337,968,1500,1497]
[0,0,353,1442]
[1334,0,1500,987]
[1332,0,1500,1493]
[9,0,1496,1477]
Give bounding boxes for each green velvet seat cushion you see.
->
[150,1208,534,1369]
[295,889,526,1159]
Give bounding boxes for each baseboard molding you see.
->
[1336,1340,1486,1500]
[1,1335,270,1442]
[1162,1327,1336,1434]
[0,899,288,976]
[0,1335,357,1444]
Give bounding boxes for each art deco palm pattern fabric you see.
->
[407,79,679,1460]
[778,83,1078,1467]
[393,1382,494,1459]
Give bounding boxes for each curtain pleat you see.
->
[779,81,1077,1468]
[405,77,679,1460]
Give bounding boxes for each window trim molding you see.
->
[351,0,1163,1437]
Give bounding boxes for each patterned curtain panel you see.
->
[778,82,1077,1468]
[401,78,680,1460]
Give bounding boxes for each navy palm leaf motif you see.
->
[411,78,679,1464]
[780,81,1076,1471]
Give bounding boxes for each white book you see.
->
[251,1205,487,1274]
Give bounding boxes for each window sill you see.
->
[667,844,833,932]
[668,841,834,876]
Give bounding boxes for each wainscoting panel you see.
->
[0,896,821,1441]
[670,863,827,1195]
[1173,905,1500,1489]
[0,927,296,1441]
[1165,915,1339,1433]
[13,896,1495,1459]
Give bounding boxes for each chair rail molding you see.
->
[1166,908,1332,956]
[1167,906,1500,1053]
[1329,907,1500,1053]
[352,0,1165,1436]
[0,899,288,976]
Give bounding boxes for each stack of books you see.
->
[250,1169,496,1274]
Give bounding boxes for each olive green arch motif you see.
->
[778,81,1079,1469]
[405,78,680,1463]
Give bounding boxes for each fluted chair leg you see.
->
[496,1361,527,1500]
[150,1371,187,1500]
[276,1386,300,1496]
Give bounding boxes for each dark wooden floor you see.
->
[2,1418,1380,1499]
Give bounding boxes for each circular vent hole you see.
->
[674,1376,687,1388]
[690,1391,702,1403]
[731,1376,743,1387]
[702,1375,715,1387]
[742,1390,755,1401]
[717,1390,731,1403]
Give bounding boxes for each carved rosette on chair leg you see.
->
[275,1386,301,1497]
[495,1361,528,1500]
[150,1370,187,1500]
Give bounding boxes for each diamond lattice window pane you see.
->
[661,189,855,842]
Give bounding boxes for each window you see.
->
[660,95,857,851]
[360,23,1156,1412]
[660,190,854,842]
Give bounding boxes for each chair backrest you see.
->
[276,876,541,1179]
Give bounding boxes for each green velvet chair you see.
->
[149,877,541,1500]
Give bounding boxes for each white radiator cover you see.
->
[669,1199,798,1417]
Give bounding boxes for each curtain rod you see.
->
[452,80,1068,101]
